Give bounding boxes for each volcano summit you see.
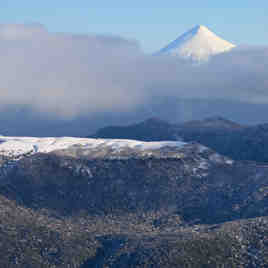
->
[156,25,236,61]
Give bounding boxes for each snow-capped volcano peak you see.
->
[156,25,235,61]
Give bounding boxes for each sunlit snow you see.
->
[0,136,187,158]
[156,25,235,61]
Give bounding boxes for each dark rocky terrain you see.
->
[91,116,268,163]
[0,137,268,267]
[91,118,176,142]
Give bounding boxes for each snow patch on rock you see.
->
[0,136,187,159]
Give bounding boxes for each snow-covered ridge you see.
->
[156,25,235,61]
[0,136,187,158]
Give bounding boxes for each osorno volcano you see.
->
[156,25,236,61]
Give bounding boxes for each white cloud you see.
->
[0,23,267,135]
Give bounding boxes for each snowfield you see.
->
[0,136,187,158]
[156,25,235,61]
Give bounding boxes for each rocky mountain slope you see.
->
[0,135,268,266]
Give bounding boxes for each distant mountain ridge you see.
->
[181,116,244,129]
[91,117,176,141]
[90,116,244,141]
[155,25,235,61]
[90,117,268,163]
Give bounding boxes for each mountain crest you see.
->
[191,25,211,33]
[156,25,235,61]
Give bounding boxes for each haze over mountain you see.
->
[0,23,268,137]
[155,25,236,61]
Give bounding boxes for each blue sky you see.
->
[1,1,268,52]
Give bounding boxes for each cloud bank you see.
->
[0,24,267,135]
